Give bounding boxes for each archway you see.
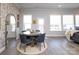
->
[5,14,16,49]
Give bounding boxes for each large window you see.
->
[63,15,74,30]
[38,18,44,32]
[10,16,15,31]
[75,15,79,27]
[23,15,32,30]
[50,15,61,31]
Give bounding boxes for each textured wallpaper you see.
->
[0,3,19,50]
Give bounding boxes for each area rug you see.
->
[17,42,48,55]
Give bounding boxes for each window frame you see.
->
[38,18,44,32]
[50,15,62,31]
[62,14,74,30]
[23,15,32,30]
[75,14,79,27]
[10,15,16,32]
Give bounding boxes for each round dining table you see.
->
[21,31,45,47]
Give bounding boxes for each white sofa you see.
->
[65,30,79,41]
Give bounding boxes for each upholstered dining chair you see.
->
[21,30,27,32]
[36,33,45,51]
[35,30,40,32]
[19,34,32,52]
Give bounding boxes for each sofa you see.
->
[71,32,79,43]
[65,30,79,41]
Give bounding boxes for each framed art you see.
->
[17,15,19,27]
[32,19,37,24]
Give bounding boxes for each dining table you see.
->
[21,31,45,47]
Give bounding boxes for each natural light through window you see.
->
[50,15,61,31]
[75,15,79,27]
[63,15,74,30]
[23,15,32,30]
[38,18,44,32]
[10,16,15,31]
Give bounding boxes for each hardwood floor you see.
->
[41,37,79,55]
[1,37,79,55]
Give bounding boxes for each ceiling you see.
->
[15,3,79,10]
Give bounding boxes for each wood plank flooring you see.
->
[1,37,79,55]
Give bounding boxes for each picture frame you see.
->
[17,15,19,27]
[32,19,37,24]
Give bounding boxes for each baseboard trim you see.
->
[0,47,5,53]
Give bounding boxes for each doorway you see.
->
[5,14,16,49]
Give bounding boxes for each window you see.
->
[63,15,74,30]
[50,15,61,31]
[10,16,15,31]
[23,15,32,30]
[38,18,44,32]
[75,15,79,27]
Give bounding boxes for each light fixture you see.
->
[58,5,62,8]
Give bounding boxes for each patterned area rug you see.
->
[17,43,47,55]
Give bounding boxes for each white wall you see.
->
[19,8,79,36]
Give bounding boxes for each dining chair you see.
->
[35,30,40,32]
[19,34,32,52]
[22,30,27,32]
[36,33,45,51]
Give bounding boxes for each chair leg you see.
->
[40,44,41,51]
[43,42,45,48]
[20,43,22,49]
[24,45,26,52]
